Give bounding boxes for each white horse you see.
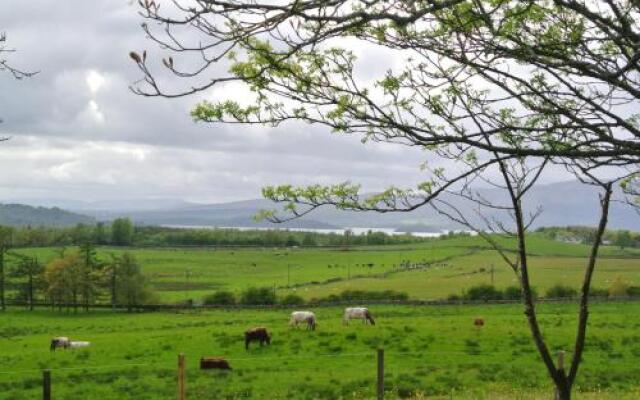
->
[289,311,317,330]
[343,307,375,325]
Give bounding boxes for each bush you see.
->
[502,286,521,300]
[240,287,276,305]
[588,287,609,298]
[608,276,630,297]
[311,289,409,304]
[279,294,305,305]
[546,284,577,299]
[339,289,408,301]
[464,284,503,302]
[502,285,538,301]
[203,290,236,305]
[627,286,640,297]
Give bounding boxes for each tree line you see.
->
[537,226,640,249]
[0,219,437,248]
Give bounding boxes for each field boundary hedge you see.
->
[6,295,640,311]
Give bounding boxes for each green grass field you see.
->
[14,235,640,302]
[2,236,640,398]
[1,303,640,399]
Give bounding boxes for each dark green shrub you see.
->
[627,286,640,297]
[464,284,503,302]
[503,285,538,300]
[503,286,521,300]
[240,287,276,305]
[339,289,408,301]
[279,294,305,305]
[546,284,577,299]
[203,290,236,305]
[588,287,609,298]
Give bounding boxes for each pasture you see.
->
[14,235,640,302]
[1,303,640,399]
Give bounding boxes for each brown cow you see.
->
[200,357,232,370]
[244,327,271,350]
[474,318,485,328]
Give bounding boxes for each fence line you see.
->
[2,348,639,400]
[6,295,640,312]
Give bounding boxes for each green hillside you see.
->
[0,203,95,227]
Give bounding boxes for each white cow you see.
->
[343,307,375,325]
[69,341,91,348]
[289,311,317,330]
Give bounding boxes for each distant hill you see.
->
[0,204,95,227]
[120,181,639,231]
[10,180,640,231]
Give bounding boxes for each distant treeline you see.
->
[0,219,446,248]
[536,226,640,248]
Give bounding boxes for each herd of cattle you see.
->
[50,308,484,370]
[248,307,376,351]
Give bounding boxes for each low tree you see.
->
[93,222,109,245]
[78,241,102,310]
[114,253,152,311]
[614,230,634,249]
[111,218,134,246]
[10,254,43,311]
[0,226,14,311]
[43,253,84,312]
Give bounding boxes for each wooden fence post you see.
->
[177,353,186,400]
[42,369,51,400]
[377,348,384,400]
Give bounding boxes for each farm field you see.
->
[13,235,640,303]
[1,302,640,399]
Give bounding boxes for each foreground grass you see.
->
[1,302,639,399]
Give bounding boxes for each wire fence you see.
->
[5,295,640,312]
[1,348,639,400]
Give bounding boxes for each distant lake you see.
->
[162,225,476,238]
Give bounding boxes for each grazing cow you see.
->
[245,327,271,350]
[289,311,317,331]
[200,357,232,370]
[50,337,70,352]
[343,307,375,326]
[474,318,485,328]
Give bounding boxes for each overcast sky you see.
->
[0,1,572,206]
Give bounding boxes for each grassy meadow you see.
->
[1,303,640,399]
[14,235,640,302]
[2,234,639,399]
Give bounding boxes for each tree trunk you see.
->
[28,274,34,311]
[111,268,117,310]
[555,373,571,400]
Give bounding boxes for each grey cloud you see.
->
[0,1,575,204]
